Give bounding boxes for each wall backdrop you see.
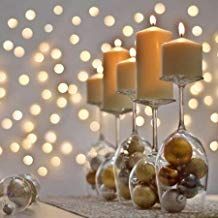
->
[0,0,217,197]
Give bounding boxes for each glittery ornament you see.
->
[132,185,156,209]
[164,137,192,166]
[158,165,179,186]
[184,158,208,179]
[162,189,186,213]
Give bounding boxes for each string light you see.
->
[134,13,144,23]
[51,156,61,167]
[122,25,134,37]
[44,131,57,143]
[210,141,218,152]
[12,110,23,121]
[90,121,100,132]
[56,97,67,108]
[18,74,30,86]
[104,15,115,27]
[30,104,41,116]
[22,120,35,133]
[33,52,44,63]
[89,6,99,17]
[0,147,3,155]
[68,84,78,95]
[10,142,20,153]
[41,89,52,100]
[204,96,213,106]
[154,3,166,14]
[51,48,62,60]
[187,5,199,17]
[69,34,80,45]
[50,113,61,124]
[101,43,111,52]
[0,71,7,83]
[57,82,68,94]
[80,50,91,62]
[27,133,37,144]
[53,5,63,15]
[37,166,48,177]
[3,40,14,51]
[42,142,53,154]
[14,46,25,58]
[37,71,48,82]
[70,93,82,104]
[78,109,89,120]
[22,28,33,39]
[136,116,145,127]
[25,9,36,21]
[192,26,203,37]
[144,106,152,116]
[210,113,218,123]
[23,155,34,166]
[76,153,86,165]
[39,42,50,53]
[188,98,199,109]
[71,16,81,26]
[0,88,6,99]
[61,142,73,155]
[44,24,53,33]
[7,18,18,28]
[78,71,89,82]
[54,63,65,74]
[1,118,13,130]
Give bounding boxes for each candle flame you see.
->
[178,22,185,37]
[150,15,156,26]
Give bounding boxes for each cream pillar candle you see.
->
[116,57,136,94]
[136,15,173,100]
[103,47,132,112]
[162,23,202,80]
[87,73,103,106]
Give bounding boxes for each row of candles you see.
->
[86,15,207,214]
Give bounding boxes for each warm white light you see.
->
[154,3,166,14]
[39,42,50,53]
[38,71,48,82]
[150,15,156,26]
[50,113,61,124]
[37,167,48,177]
[89,6,99,17]
[22,28,33,39]
[101,43,111,52]
[0,147,3,155]
[188,98,198,109]
[61,142,73,155]
[192,26,203,37]
[70,93,82,104]
[90,121,100,132]
[27,133,37,144]
[210,113,218,123]
[202,60,207,71]
[178,22,185,37]
[202,42,211,53]
[23,155,34,166]
[184,114,192,126]
[134,13,144,23]
[58,82,68,93]
[12,110,23,121]
[45,131,57,143]
[122,25,134,37]
[187,5,199,17]
[80,51,91,62]
[18,74,30,86]
[190,82,204,96]
[78,71,89,82]
[78,109,89,120]
[3,40,14,51]
[34,52,44,63]
[69,34,80,45]
[68,84,78,95]
[41,89,52,100]
[71,16,81,26]
[44,24,53,33]
[25,9,36,21]
[22,138,33,150]
[104,15,115,27]
[22,120,35,133]
[76,153,86,165]
[54,63,64,74]
[204,96,213,106]
[0,71,7,84]
[42,142,53,154]
[51,48,62,60]
[136,116,145,127]
[0,88,6,99]
[30,104,41,116]
[210,141,218,152]
[8,18,18,28]
[53,5,63,15]
[56,97,67,108]
[51,156,61,167]
[10,142,20,153]
[129,47,136,57]
[1,118,13,130]
[14,46,25,58]
[144,106,152,116]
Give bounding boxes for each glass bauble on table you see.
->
[113,89,151,202]
[156,75,208,213]
[129,99,175,209]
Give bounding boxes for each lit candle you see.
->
[136,15,173,100]
[103,47,132,112]
[116,57,136,94]
[87,73,103,106]
[162,22,202,80]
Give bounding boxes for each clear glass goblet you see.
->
[156,77,208,213]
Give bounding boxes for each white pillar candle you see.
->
[116,57,136,94]
[87,73,103,106]
[162,23,202,80]
[103,47,132,112]
[136,15,173,100]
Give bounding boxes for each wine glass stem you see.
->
[98,107,104,141]
[152,106,158,153]
[115,114,120,149]
[132,101,137,134]
[178,84,186,131]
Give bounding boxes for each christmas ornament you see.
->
[127,135,145,155]
[184,158,208,179]
[128,152,145,169]
[164,137,192,166]
[86,171,96,186]
[135,160,155,183]
[162,189,186,213]
[3,204,14,215]
[101,166,115,189]
[99,184,116,201]
[90,156,103,171]
[177,174,200,198]
[118,182,131,200]
[158,165,179,186]
[132,185,156,209]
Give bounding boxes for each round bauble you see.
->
[164,137,192,166]
[162,189,186,213]
[100,184,116,201]
[128,152,145,169]
[135,161,155,183]
[127,136,144,155]
[132,185,156,209]
[86,170,96,186]
[101,166,115,189]
[118,182,131,200]
[184,158,207,179]
[158,165,179,186]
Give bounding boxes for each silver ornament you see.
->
[162,189,186,213]
[99,184,116,201]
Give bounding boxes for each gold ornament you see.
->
[127,136,144,155]
[164,137,192,166]
[132,185,157,209]
[184,158,207,179]
[128,152,145,169]
[158,165,179,186]
[135,161,155,183]
[118,182,131,200]
[86,170,96,186]
[101,166,115,189]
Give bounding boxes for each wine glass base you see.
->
[134,98,175,107]
[160,75,203,86]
